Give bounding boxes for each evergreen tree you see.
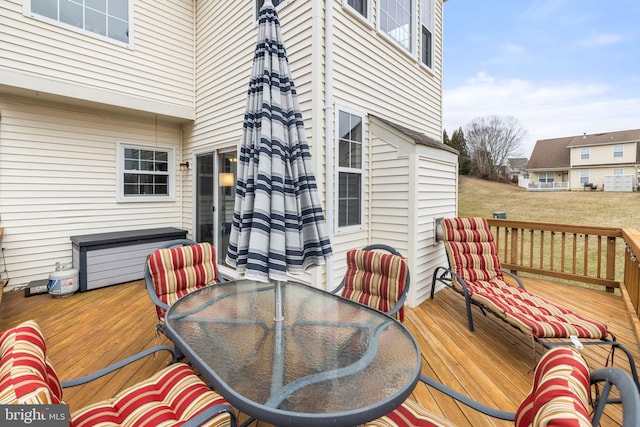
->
[449,127,472,175]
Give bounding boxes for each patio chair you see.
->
[366,346,640,427]
[0,319,237,427]
[331,244,410,322]
[145,239,221,332]
[431,216,639,388]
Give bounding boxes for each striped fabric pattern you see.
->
[0,320,63,405]
[225,0,332,283]
[341,249,409,322]
[71,363,232,427]
[441,217,607,339]
[147,242,219,320]
[364,398,456,427]
[515,347,591,427]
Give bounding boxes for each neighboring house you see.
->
[505,157,528,183]
[0,0,457,307]
[527,129,640,192]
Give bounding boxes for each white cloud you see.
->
[444,72,640,156]
[579,32,625,47]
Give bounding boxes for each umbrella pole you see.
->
[274,280,284,321]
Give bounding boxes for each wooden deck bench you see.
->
[71,227,187,292]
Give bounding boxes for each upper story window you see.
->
[421,0,433,68]
[613,145,623,158]
[337,110,363,229]
[29,0,129,44]
[580,147,590,160]
[345,0,368,18]
[380,0,412,52]
[117,143,174,201]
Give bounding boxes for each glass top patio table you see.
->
[163,279,421,427]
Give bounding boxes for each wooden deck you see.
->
[0,277,637,426]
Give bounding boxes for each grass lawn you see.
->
[459,176,640,230]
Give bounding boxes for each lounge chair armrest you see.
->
[501,269,525,288]
[590,367,640,427]
[60,345,176,388]
[145,268,171,313]
[420,374,515,421]
[329,278,345,295]
[181,402,239,427]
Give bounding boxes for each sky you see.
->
[442,0,640,157]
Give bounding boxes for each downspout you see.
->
[324,0,335,290]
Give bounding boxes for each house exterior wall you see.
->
[569,166,637,190]
[570,142,637,167]
[0,96,184,288]
[1,0,195,119]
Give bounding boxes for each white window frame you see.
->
[24,0,132,46]
[613,168,624,175]
[116,142,175,202]
[336,107,365,232]
[343,0,370,20]
[613,145,623,158]
[420,0,434,68]
[580,147,590,160]
[379,0,414,53]
[580,170,589,185]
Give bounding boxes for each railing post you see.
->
[510,227,518,274]
[606,236,616,292]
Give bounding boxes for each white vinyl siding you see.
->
[333,0,444,139]
[0,98,183,288]
[6,0,194,115]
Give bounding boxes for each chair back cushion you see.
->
[71,363,231,427]
[341,249,409,322]
[0,320,63,404]
[365,398,456,427]
[148,242,219,320]
[515,347,592,427]
[440,217,504,283]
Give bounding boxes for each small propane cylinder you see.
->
[48,262,79,297]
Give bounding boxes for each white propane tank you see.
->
[48,262,79,297]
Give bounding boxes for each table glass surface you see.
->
[164,280,421,426]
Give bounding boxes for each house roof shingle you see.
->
[527,129,640,170]
[527,137,572,170]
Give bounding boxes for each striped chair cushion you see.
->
[0,320,63,405]
[341,249,409,322]
[441,217,607,339]
[515,347,592,427]
[71,363,232,427]
[148,242,219,320]
[364,398,456,427]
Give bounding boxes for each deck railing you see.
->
[623,228,640,319]
[487,219,622,289]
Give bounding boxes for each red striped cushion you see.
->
[341,249,409,322]
[515,347,591,427]
[148,243,219,320]
[0,320,63,405]
[365,398,455,427]
[71,363,232,427]
[441,218,607,339]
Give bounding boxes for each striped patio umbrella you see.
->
[226,0,332,319]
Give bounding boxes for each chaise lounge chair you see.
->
[431,216,639,388]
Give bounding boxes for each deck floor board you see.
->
[0,276,636,426]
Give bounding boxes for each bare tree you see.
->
[464,116,527,180]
